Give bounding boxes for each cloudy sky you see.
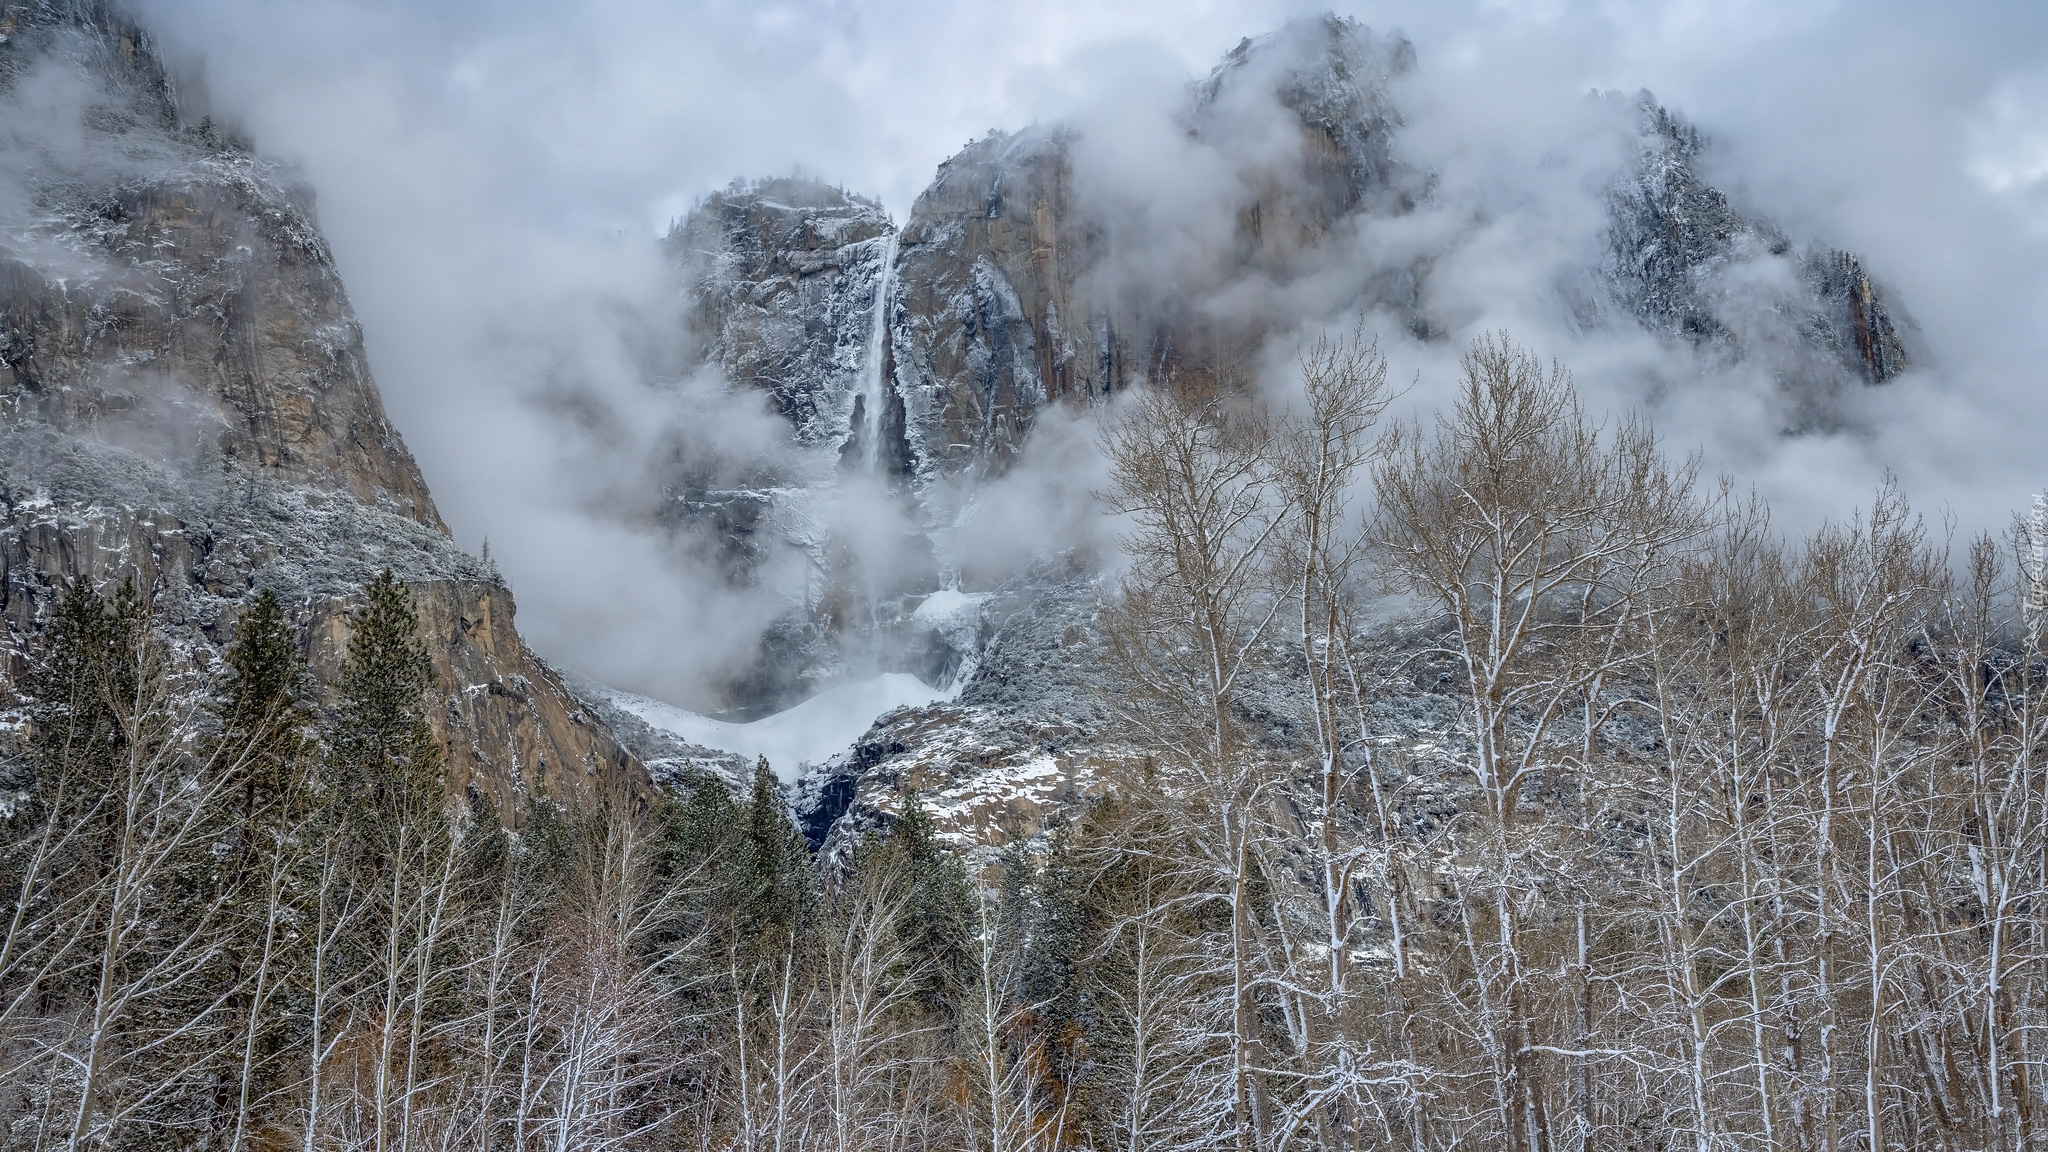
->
[133,0,2048,704]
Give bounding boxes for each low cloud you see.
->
[119,0,2048,707]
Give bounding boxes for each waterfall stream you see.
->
[857,231,899,474]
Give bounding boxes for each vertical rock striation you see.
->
[671,179,899,453]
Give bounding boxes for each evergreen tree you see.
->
[736,755,816,954]
[206,588,318,1143]
[23,576,142,793]
[7,582,250,1145]
[328,569,442,815]
[860,792,975,1018]
[324,570,456,1149]
[667,771,742,878]
[3,578,145,979]
[216,588,312,800]
[1022,822,1095,1083]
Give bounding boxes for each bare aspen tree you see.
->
[1779,484,1943,1152]
[1099,381,1291,1152]
[1076,805,1237,1152]
[818,860,926,1152]
[299,818,366,1152]
[1270,328,1395,1148]
[1641,493,1806,1151]
[60,610,245,1149]
[960,870,1043,1152]
[527,801,681,1150]
[1932,527,2048,1150]
[1096,907,1235,1152]
[461,810,544,1152]
[1372,334,1704,1152]
[220,747,312,1152]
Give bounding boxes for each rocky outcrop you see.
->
[1192,17,1417,258]
[886,18,1418,491]
[792,562,1126,863]
[679,13,1928,850]
[0,162,442,524]
[1,2,439,524]
[671,179,897,451]
[0,0,649,819]
[682,20,1915,504]
[889,128,1091,484]
[676,17,1420,497]
[1603,97,1915,400]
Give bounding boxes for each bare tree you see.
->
[1371,334,1704,1152]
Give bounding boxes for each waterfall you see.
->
[857,231,899,474]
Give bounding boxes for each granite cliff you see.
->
[0,3,1922,852]
[0,0,647,816]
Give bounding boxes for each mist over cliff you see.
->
[122,0,2048,718]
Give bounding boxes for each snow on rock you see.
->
[671,178,899,455]
[909,588,990,689]
[790,560,1128,858]
[1598,95,1917,414]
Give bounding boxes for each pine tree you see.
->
[328,570,442,815]
[2,578,145,997]
[668,772,741,878]
[216,588,311,800]
[862,792,974,1018]
[207,588,318,1146]
[324,569,455,1150]
[737,755,816,955]
[1021,820,1095,1122]
[23,576,142,794]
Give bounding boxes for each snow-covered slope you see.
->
[601,671,951,783]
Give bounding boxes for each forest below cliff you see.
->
[4,335,2046,1152]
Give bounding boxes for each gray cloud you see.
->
[130,0,2048,706]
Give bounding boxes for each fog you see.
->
[131,0,2048,709]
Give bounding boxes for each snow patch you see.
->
[911,588,985,626]
[604,672,950,782]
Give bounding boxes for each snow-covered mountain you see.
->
[664,15,1918,851]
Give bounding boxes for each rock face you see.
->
[791,564,1121,861]
[0,0,648,818]
[0,5,438,526]
[890,127,1084,486]
[672,180,897,453]
[678,18,1421,500]
[1602,97,1914,417]
[304,581,644,814]
[666,18,1424,717]
[681,20,1914,505]
[886,18,1419,493]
